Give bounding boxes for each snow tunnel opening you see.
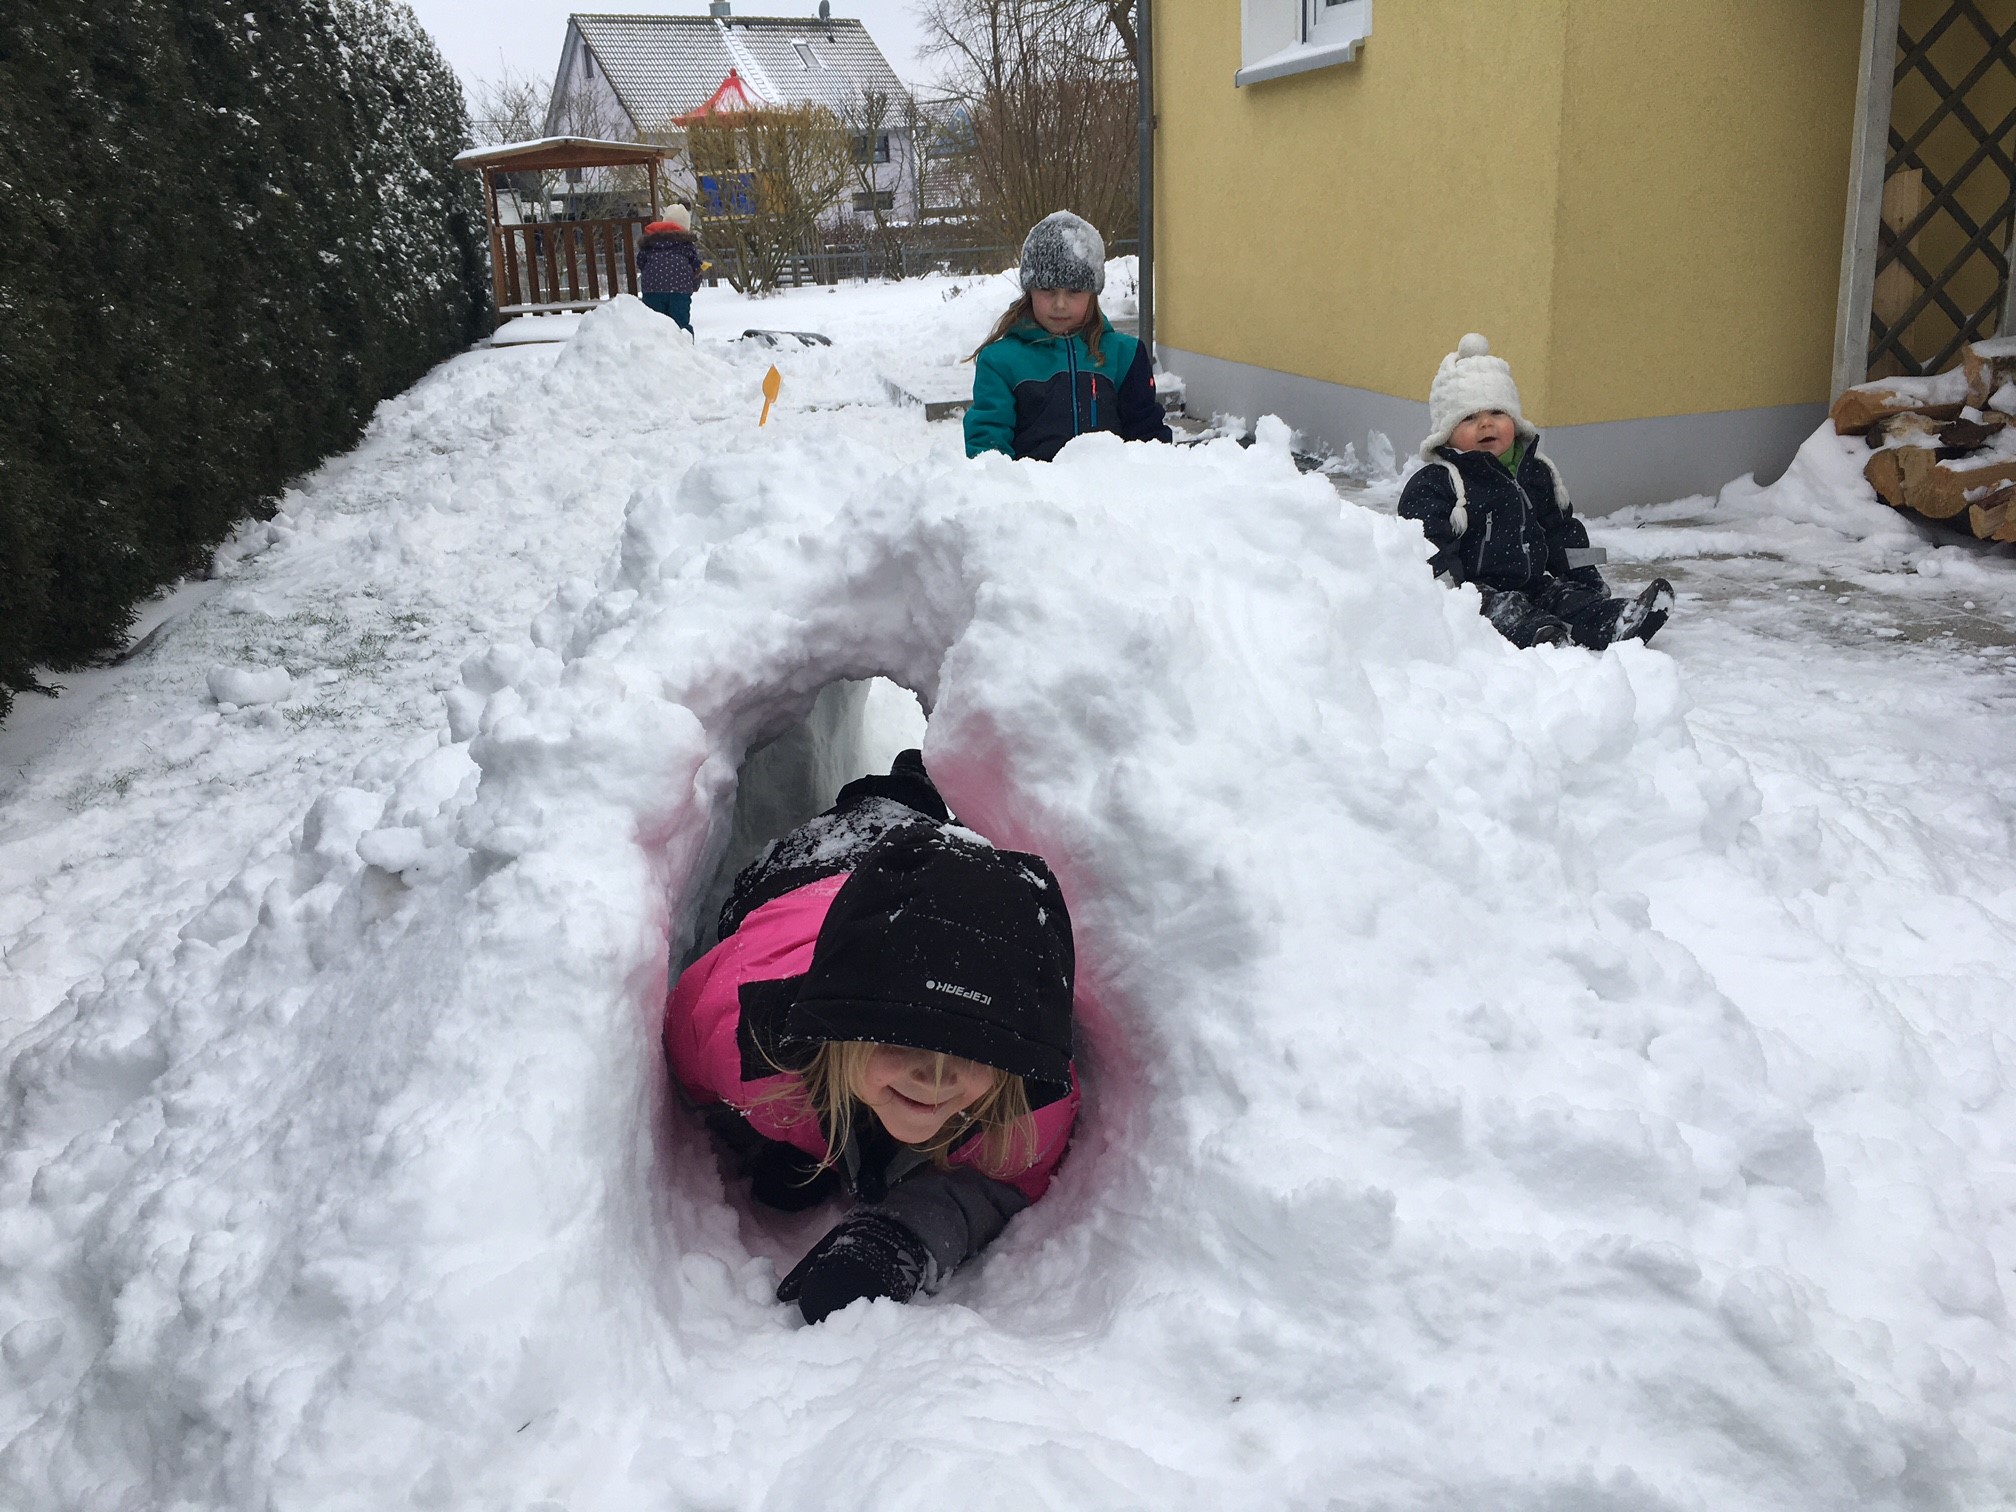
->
[678,676,929,968]
[655,671,1106,1310]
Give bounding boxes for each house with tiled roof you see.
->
[547,9,918,224]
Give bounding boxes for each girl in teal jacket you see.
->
[964,212,1173,461]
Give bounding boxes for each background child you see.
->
[965,210,1173,461]
[1398,334,1672,650]
[636,203,703,333]
[664,751,1079,1325]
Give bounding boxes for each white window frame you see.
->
[1236,0,1370,87]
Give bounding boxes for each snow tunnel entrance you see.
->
[659,669,1103,1323]
[680,676,929,966]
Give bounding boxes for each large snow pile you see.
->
[2,294,2013,1509]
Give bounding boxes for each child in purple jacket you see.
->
[636,203,703,332]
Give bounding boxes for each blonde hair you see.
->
[970,291,1106,367]
[756,1040,1038,1179]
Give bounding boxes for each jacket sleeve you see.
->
[868,1164,1030,1283]
[964,346,1018,458]
[1397,464,1468,583]
[1115,341,1173,444]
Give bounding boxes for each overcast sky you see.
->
[403,0,944,99]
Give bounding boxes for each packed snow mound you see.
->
[2,315,2011,1511]
[544,293,742,424]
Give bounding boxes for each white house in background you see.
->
[548,9,917,224]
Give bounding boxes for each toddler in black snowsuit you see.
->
[1398,334,1672,650]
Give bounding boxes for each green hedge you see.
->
[0,0,488,721]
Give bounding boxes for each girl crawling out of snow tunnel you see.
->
[664,751,1079,1325]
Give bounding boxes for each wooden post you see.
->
[484,170,508,324]
[1871,168,1929,379]
[506,225,521,307]
[649,159,661,218]
[1833,0,1902,397]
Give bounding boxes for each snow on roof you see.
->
[570,13,907,133]
[454,136,670,171]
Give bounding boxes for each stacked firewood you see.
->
[1833,338,2016,541]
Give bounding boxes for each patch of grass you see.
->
[64,767,144,810]
[334,631,396,673]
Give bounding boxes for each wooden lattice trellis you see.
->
[1866,0,2016,379]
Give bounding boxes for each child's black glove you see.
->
[775,1211,931,1324]
[748,1142,841,1212]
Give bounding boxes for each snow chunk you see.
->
[206,663,292,706]
[1252,413,1294,457]
[355,825,430,875]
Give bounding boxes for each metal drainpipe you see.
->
[1137,0,1155,371]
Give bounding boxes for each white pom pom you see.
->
[1457,332,1491,359]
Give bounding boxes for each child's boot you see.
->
[1612,578,1673,644]
[1482,588,1574,649]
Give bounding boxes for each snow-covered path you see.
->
[3,276,2016,1511]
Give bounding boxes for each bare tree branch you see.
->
[468,67,664,220]
[919,0,1139,250]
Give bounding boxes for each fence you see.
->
[487,219,1141,317]
[492,217,651,315]
[699,236,1140,290]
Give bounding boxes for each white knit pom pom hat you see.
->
[1419,333,1537,458]
[651,203,693,232]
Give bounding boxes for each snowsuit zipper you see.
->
[1066,339,1082,437]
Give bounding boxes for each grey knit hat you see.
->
[1018,211,1106,295]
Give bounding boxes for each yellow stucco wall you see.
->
[1159,1,1572,416]
[1546,4,1861,422]
[1157,2,1861,425]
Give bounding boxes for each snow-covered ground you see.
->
[3,270,2016,1511]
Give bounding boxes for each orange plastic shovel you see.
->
[759,365,781,426]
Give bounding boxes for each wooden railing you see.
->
[488,222,1144,315]
[490,217,652,317]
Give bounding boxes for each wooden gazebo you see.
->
[455,137,675,323]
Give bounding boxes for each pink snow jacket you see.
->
[664,873,1079,1205]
